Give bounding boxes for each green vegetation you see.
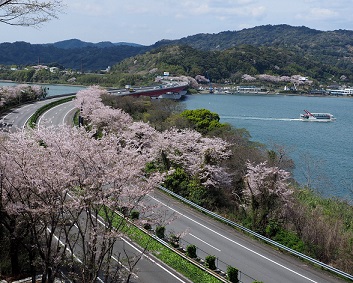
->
[111,44,353,85]
[226,266,239,283]
[205,255,217,270]
[180,109,226,134]
[186,244,197,259]
[155,225,166,239]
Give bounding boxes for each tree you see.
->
[76,86,233,210]
[180,109,225,134]
[244,161,292,233]
[0,123,163,282]
[0,0,64,26]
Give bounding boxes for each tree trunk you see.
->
[10,233,20,276]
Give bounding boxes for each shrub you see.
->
[205,255,217,270]
[155,226,165,239]
[186,244,197,258]
[169,234,180,248]
[120,206,129,217]
[130,210,139,220]
[143,222,152,230]
[227,266,239,283]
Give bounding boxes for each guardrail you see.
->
[157,184,353,281]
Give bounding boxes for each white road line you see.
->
[63,106,77,125]
[149,195,318,283]
[189,233,221,251]
[91,212,187,283]
[120,237,188,283]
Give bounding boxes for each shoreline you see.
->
[196,90,352,98]
[0,79,86,88]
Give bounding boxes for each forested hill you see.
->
[1,24,353,75]
[155,24,353,51]
[111,44,353,84]
[0,41,150,71]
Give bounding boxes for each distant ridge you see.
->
[154,24,353,51]
[51,39,144,49]
[1,24,353,72]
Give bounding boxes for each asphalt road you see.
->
[148,190,346,283]
[0,97,73,132]
[2,98,350,283]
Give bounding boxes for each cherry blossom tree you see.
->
[0,124,163,283]
[0,84,46,109]
[159,127,232,192]
[76,86,233,207]
[244,161,292,232]
[0,0,64,26]
[241,74,256,81]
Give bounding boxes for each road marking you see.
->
[121,237,188,283]
[63,106,78,125]
[90,211,188,283]
[149,195,318,283]
[189,233,221,251]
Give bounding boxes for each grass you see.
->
[103,211,223,283]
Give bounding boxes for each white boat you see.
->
[300,110,336,121]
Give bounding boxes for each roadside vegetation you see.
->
[0,84,47,114]
[101,93,353,275]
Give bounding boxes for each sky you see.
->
[1,0,353,45]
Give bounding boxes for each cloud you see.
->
[297,7,338,20]
[65,0,117,16]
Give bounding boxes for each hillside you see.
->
[112,44,353,85]
[0,41,149,71]
[156,24,353,73]
[1,24,353,82]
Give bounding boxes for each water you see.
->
[0,81,84,96]
[183,93,353,199]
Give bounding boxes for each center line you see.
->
[189,233,221,251]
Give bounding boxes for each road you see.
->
[0,98,59,132]
[148,190,346,283]
[2,99,350,283]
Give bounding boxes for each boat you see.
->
[300,110,336,121]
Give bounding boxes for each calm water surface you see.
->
[183,93,353,199]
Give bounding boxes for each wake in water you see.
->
[221,115,301,121]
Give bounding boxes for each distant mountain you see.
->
[155,24,353,51]
[0,41,149,70]
[51,39,143,49]
[1,24,353,73]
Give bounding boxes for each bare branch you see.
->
[0,0,64,26]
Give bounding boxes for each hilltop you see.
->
[1,25,353,84]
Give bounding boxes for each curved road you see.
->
[0,97,68,132]
[2,99,350,283]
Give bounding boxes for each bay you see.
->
[182,93,353,200]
